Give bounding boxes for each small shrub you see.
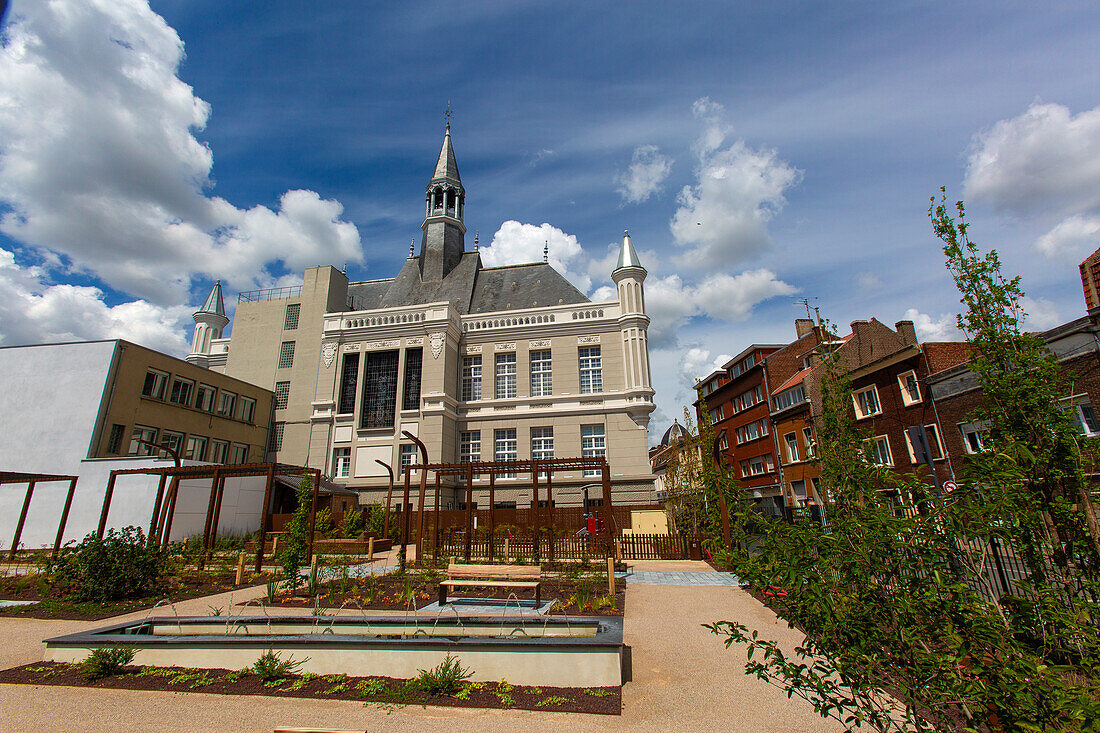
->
[585,687,613,697]
[265,577,279,604]
[454,681,484,700]
[494,679,515,708]
[416,654,473,696]
[51,527,164,602]
[320,673,348,694]
[78,646,135,680]
[536,695,569,707]
[339,507,364,538]
[252,648,308,683]
[314,507,335,539]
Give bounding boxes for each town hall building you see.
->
[187,125,657,509]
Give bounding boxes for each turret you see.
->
[612,230,653,394]
[186,280,229,367]
[418,123,467,281]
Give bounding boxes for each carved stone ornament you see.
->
[407,337,424,346]
[365,340,401,350]
[465,345,483,354]
[430,333,446,359]
[577,335,601,344]
[529,339,551,348]
[321,341,338,368]
[342,343,361,352]
[494,342,517,351]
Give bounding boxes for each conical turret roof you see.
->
[431,124,461,185]
[199,280,226,317]
[615,230,643,270]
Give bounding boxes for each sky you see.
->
[2,1,1099,442]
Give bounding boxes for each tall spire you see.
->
[199,280,226,317]
[187,280,230,367]
[615,230,644,271]
[419,122,467,281]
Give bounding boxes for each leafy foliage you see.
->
[339,507,364,538]
[276,472,314,589]
[50,527,164,602]
[78,646,135,680]
[416,654,473,696]
[706,192,1100,731]
[252,649,307,683]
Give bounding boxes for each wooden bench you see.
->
[438,562,541,606]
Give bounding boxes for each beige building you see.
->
[192,125,657,508]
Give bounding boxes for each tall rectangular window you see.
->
[274,381,290,410]
[128,426,157,456]
[360,350,399,428]
[579,347,602,394]
[333,447,351,478]
[278,341,295,369]
[402,348,423,411]
[783,432,799,463]
[217,391,237,417]
[239,396,256,423]
[460,431,481,478]
[532,426,554,477]
[268,424,284,452]
[106,424,126,454]
[399,443,417,474]
[141,370,168,399]
[283,303,300,330]
[898,370,922,405]
[803,426,815,458]
[184,435,207,461]
[495,428,517,478]
[169,377,194,406]
[461,356,482,401]
[869,435,892,466]
[530,350,552,397]
[495,352,517,399]
[195,384,216,412]
[854,385,881,419]
[230,443,249,464]
[210,439,229,463]
[159,431,184,455]
[581,424,606,477]
[337,353,359,414]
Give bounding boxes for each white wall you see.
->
[0,458,269,550]
[0,341,117,475]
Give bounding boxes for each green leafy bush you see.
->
[276,473,313,589]
[78,646,135,680]
[339,507,364,538]
[416,654,473,696]
[252,648,307,683]
[51,527,164,602]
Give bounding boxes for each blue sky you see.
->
[2,1,1100,438]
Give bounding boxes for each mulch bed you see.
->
[0,572,268,621]
[261,575,626,616]
[0,662,621,714]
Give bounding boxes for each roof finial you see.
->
[474,230,479,251]
[543,240,549,262]
[444,102,453,132]
[341,263,347,275]
[409,239,415,257]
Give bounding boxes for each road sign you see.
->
[943,480,959,493]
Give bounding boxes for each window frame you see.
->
[229,443,249,464]
[210,439,230,464]
[333,447,351,478]
[459,431,481,479]
[267,423,283,453]
[128,425,158,456]
[277,341,296,369]
[217,391,237,418]
[853,385,882,419]
[783,432,799,463]
[802,426,815,458]
[530,349,553,397]
[867,435,893,466]
[274,381,290,410]
[283,303,301,330]
[159,430,184,456]
[195,383,216,412]
[239,396,256,423]
[460,355,482,402]
[495,428,518,479]
[168,376,194,407]
[579,346,603,394]
[897,370,922,406]
[141,370,169,400]
[581,424,606,477]
[184,435,208,461]
[904,424,944,463]
[495,352,517,399]
[960,421,990,454]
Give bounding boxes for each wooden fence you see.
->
[430,527,693,562]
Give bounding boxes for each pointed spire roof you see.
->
[615,230,643,270]
[430,123,462,185]
[199,280,226,317]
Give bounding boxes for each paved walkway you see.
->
[624,570,740,585]
[0,560,841,732]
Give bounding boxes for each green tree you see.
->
[276,472,313,590]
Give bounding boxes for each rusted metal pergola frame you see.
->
[96,462,320,572]
[390,454,614,565]
[1,471,79,561]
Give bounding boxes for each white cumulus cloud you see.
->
[481,220,591,292]
[678,347,731,391]
[616,144,672,204]
[1034,214,1100,262]
[0,0,362,306]
[0,246,192,353]
[904,308,962,342]
[669,98,801,269]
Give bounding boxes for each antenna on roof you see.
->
[543,240,549,262]
[794,297,822,331]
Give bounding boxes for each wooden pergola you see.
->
[97,462,319,571]
[1,471,79,561]
[393,454,614,564]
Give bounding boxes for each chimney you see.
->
[795,318,814,338]
[895,320,917,345]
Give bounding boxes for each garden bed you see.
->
[0,662,621,714]
[260,573,625,616]
[0,572,268,621]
